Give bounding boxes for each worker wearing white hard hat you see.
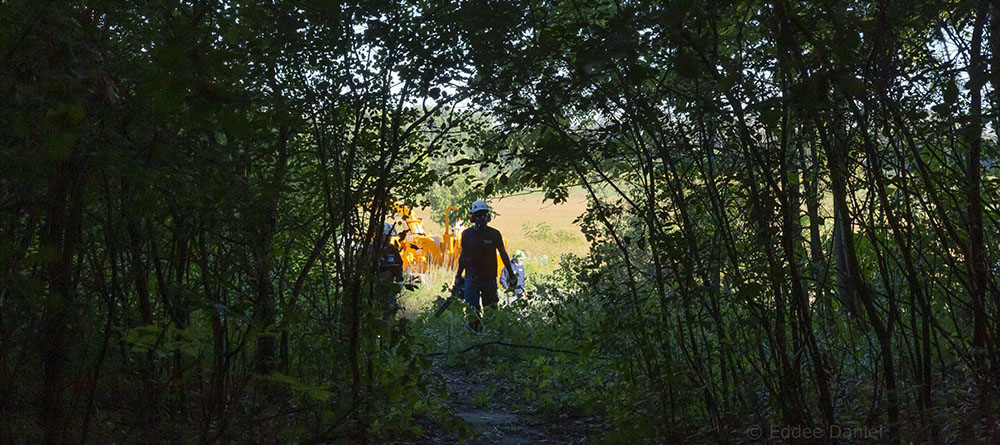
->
[455,200,517,331]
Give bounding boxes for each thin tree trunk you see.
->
[253,124,290,373]
[965,3,995,390]
[41,158,87,442]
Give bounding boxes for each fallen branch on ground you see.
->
[524,414,595,427]
[425,340,580,357]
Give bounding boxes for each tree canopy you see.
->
[2,0,999,442]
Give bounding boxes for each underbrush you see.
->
[402,256,761,443]
[408,261,617,439]
[0,316,456,442]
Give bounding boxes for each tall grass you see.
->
[398,266,456,318]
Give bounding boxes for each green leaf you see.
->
[258,372,332,402]
[943,81,959,104]
[45,132,78,161]
[960,125,981,143]
[759,107,781,129]
[839,75,866,97]
[66,103,85,124]
[966,72,987,91]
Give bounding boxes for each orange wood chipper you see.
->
[390,204,508,281]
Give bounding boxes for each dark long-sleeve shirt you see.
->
[459,226,503,280]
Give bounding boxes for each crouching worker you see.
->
[500,250,527,304]
[455,200,517,332]
[376,222,404,316]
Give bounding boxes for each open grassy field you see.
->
[398,187,591,316]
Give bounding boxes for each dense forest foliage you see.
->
[2,0,999,442]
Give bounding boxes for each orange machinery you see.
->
[390,204,508,279]
[391,204,458,275]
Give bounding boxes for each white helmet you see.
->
[383,222,396,236]
[470,199,491,215]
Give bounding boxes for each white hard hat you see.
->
[383,222,396,236]
[470,199,490,214]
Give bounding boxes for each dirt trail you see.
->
[421,357,609,444]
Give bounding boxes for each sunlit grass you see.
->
[398,252,576,318]
[398,267,455,318]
